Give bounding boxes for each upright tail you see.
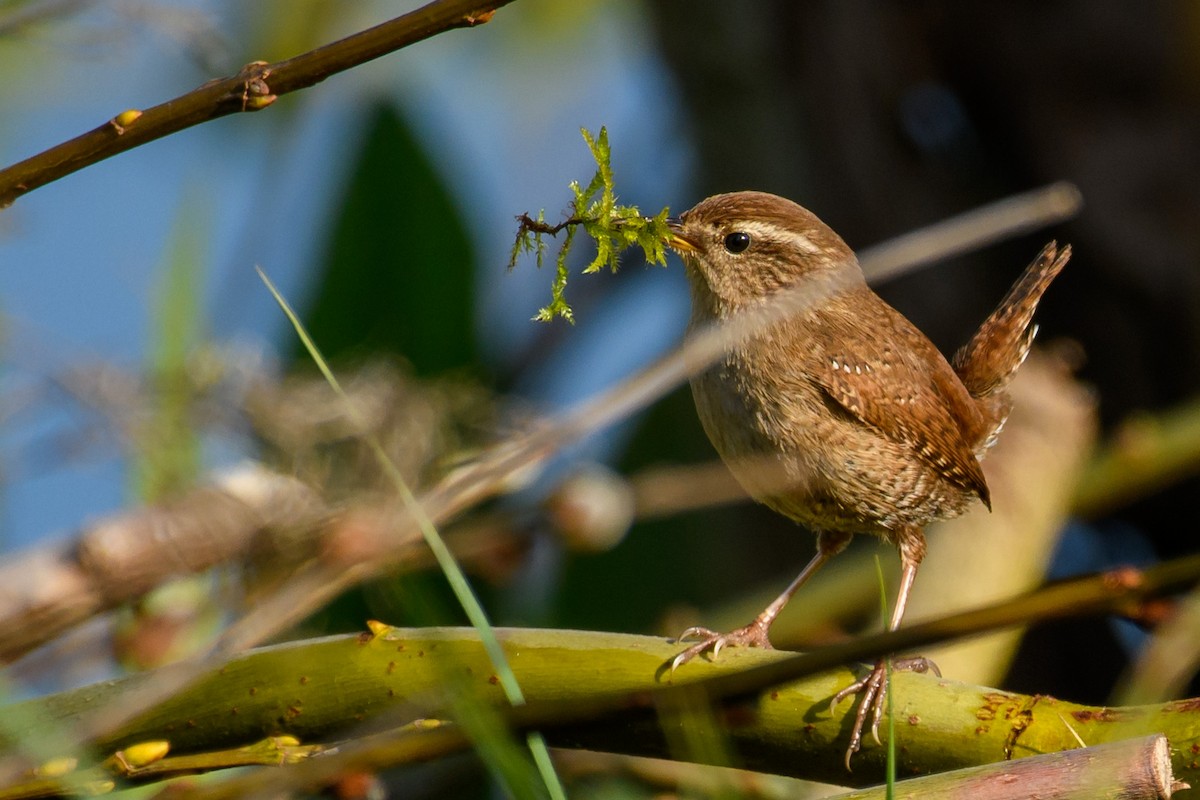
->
[952,241,1071,399]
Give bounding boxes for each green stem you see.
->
[5,626,1200,797]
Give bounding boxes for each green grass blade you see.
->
[874,555,895,798]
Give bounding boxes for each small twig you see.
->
[1057,714,1089,750]
[0,0,514,208]
[512,213,583,238]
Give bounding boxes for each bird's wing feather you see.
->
[805,296,992,508]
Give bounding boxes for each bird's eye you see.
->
[723,231,752,254]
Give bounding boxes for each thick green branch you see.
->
[5,550,1200,796]
[0,0,514,208]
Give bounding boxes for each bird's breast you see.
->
[689,348,975,536]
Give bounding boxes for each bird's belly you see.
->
[691,367,972,537]
[766,441,974,536]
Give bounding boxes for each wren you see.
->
[665,191,1069,766]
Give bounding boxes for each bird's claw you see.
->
[668,621,773,674]
[831,656,939,769]
[677,625,721,643]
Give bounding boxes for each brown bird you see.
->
[665,191,1069,766]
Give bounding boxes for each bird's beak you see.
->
[666,217,698,254]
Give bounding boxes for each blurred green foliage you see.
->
[137,200,206,502]
[302,102,478,376]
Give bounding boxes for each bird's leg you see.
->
[832,531,938,769]
[670,531,851,673]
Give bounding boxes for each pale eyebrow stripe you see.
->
[739,219,822,255]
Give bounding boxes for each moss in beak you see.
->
[666,217,697,254]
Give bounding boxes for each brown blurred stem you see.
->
[0,0,513,208]
[1114,580,1200,705]
[0,465,531,665]
[0,466,326,664]
[857,182,1082,283]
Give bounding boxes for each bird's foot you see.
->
[668,620,773,673]
[831,656,940,769]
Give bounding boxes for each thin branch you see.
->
[512,212,584,238]
[0,0,514,208]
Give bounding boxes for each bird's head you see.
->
[667,191,862,317]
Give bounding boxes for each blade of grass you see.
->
[255,266,565,800]
[873,556,895,798]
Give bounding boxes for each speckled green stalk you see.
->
[5,627,1200,793]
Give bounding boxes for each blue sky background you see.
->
[0,0,692,551]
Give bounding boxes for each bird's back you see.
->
[690,284,991,540]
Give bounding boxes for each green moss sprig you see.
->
[509,127,672,323]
